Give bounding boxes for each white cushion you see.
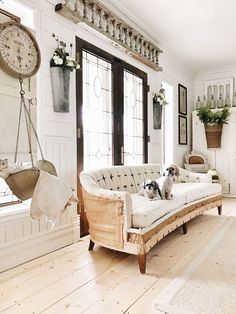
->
[172,183,222,203]
[131,193,185,228]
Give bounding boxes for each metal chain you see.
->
[14,77,44,167]
[23,97,34,167]
[25,98,44,160]
[14,94,23,164]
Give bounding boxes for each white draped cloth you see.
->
[30,170,77,226]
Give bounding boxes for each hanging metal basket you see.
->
[5,169,40,201]
[4,78,57,201]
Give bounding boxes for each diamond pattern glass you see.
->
[82,51,113,170]
[123,70,144,165]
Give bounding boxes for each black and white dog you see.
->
[139,179,161,200]
[156,165,179,200]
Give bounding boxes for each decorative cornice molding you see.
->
[99,0,163,48]
[55,0,162,71]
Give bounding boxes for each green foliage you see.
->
[197,105,230,125]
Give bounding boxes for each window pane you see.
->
[0,178,21,208]
[123,70,144,165]
[82,51,113,170]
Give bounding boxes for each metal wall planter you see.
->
[50,66,71,113]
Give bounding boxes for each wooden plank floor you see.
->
[0,199,234,314]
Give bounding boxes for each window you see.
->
[162,81,174,165]
[82,51,113,170]
[0,179,21,208]
[123,70,145,164]
[76,38,148,172]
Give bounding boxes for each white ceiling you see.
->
[103,0,236,72]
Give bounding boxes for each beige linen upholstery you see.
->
[80,164,222,274]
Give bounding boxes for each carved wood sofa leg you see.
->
[182,222,187,234]
[88,239,95,251]
[138,253,146,274]
[218,205,222,216]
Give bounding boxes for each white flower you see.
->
[66,56,73,61]
[66,61,74,67]
[53,55,63,65]
[76,64,80,69]
[153,87,168,106]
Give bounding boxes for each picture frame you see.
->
[178,84,187,115]
[178,115,187,145]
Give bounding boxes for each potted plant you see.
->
[196,105,230,148]
[50,33,80,112]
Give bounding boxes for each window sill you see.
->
[0,200,31,223]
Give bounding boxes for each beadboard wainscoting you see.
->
[0,205,80,272]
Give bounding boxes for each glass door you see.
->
[123,70,145,165]
[76,38,148,236]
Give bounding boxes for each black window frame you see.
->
[76,37,148,173]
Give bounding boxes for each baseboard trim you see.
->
[0,224,74,273]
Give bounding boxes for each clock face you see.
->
[0,21,41,78]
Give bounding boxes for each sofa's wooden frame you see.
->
[82,188,222,274]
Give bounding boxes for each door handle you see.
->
[121,146,129,164]
[121,146,124,164]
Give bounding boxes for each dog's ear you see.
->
[153,181,159,190]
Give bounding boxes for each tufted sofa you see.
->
[80,164,222,273]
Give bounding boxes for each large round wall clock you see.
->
[0,21,41,78]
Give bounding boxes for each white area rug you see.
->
[154,216,236,314]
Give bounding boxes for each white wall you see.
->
[0,0,80,272]
[0,0,195,271]
[150,55,194,166]
[194,64,236,105]
[33,1,194,169]
[193,65,236,193]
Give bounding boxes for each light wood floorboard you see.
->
[0,199,234,314]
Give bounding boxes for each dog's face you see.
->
[142,180,159,198]
[163,165,179,177]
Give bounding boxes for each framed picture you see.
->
[153,101,162,130]
[178,84,187,115]
[178,115,187,145]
